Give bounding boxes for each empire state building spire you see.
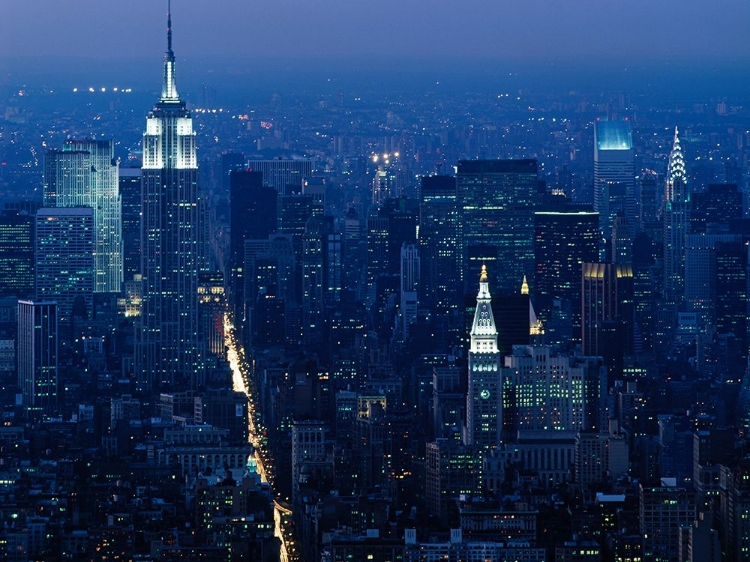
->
[161,0,180,103]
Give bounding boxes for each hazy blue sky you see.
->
[2,0,749,62]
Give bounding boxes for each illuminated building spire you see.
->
[160,0,180,103]
[466,266,502,449]
[470,265,498,350]
[520,275,529,295]
[666,126,687,203]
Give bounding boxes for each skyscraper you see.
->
[399,243,419,339]
[534,210,599,343]
[663,127,689,309]
[715,241,748,358]
[419,175,461,323]
[690,183,742,234]
[593,121,635,242]
[247,159,313,196]
[35,207,94,323]
[119,165,142,282]
[0,210,35,299]
[502,346,606,434]
[457,160,539,295]
[136,6,205,391]
[17,300,58,419]
[684,233,741,327]
[465,265,502,449]
[581,262,634,383]
[44,139,122,293]
[229,170,276,321]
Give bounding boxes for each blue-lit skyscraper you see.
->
[594,120,635,242]
[44,139,122,293]
[35,207,94,323]
[136,6,206,391]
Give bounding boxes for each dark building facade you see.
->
[457,159,539,295]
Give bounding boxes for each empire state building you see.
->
[136,4,206,391]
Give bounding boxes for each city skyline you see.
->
[2,1,750,559]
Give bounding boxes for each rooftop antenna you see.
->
[167,0,173,54]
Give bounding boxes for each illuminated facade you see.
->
[136,6,206,391]
[502,346,606,434]
[44,139,122,293]
[593,121,635,241]
[465,265,502,449]
[35,207,94,322]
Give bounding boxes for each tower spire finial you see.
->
[480,264,488,284]
[167,0,173,53]
[160,0,180,103]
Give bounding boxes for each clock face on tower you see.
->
[480,389,491,400]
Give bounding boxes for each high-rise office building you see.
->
[17,300,58,419]
[502,345,606,434]
[136,8,206,391]
[639,170,660,233]
[278,193,317,264]
[301,215,327,348]
[220,152,246,196]
[0,210,34,299]
[593,121,635,241]
[663,127,689,309]
[247,159,313,196]
[399,243,419,339]
[582,262,634,383]
[640,480,696,562]
[690,183,742,234]
[35,207,94,323]
[119,165,142,282]
[198,272,226,358]
[44,139,122,293]
[611,211,632,264]
[366,214,390,296]
[419,175,461,321]
[715,241,748,356]
[684,234,741,327]
[465,265,502,449]
[457,160,539,295]
[230,170,276,320]
[300,215,340,348]
[534,210,599,343]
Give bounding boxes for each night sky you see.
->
[2,0,749,62]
